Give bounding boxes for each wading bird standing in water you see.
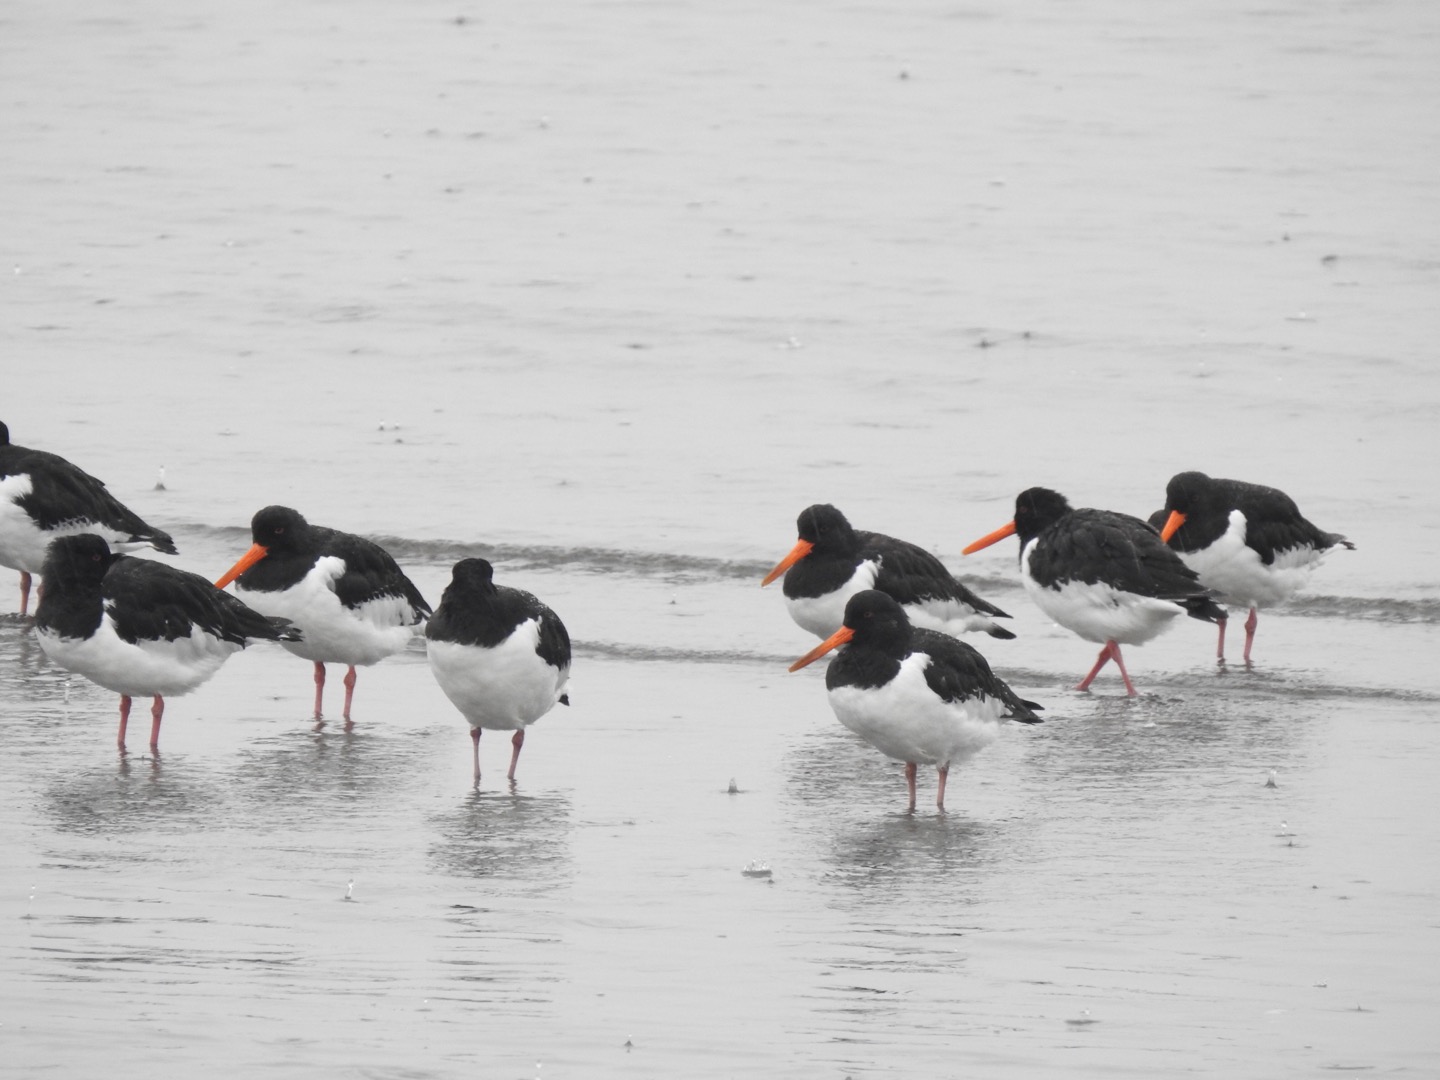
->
[1153,470,1354,666]
[425,558,571,787]
[34,534,299,752]
[789,589,1041,813]
[964,487,1225,696]
[215,505,430,728]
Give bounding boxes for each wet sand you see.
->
[4,0,1440,1076]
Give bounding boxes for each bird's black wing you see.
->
[862,531,1011,617]
[323,529,432,618]
[1228,483,1355,563]
[1033,509,1206,601]
[913,628,1042,722]
[9,446,175,551]
[105,557,297,645]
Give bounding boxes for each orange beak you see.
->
[1158,510,1186,543]
[788,625,854,672]
[214,543,269,589]
[761,538,814,587]
[961,520,1016,556]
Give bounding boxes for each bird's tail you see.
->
[141,529,179,556]
[1004,694,1044,724]
[1182,596,1228,624]
[267,616,303,643]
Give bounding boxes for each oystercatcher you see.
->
[963,487,1226,696]
[1156,471,1355,666]
[425,558,571,787]
[34,534,300,752]
[762,503,1014,641]
[214,505,431,727]
[0,420,176,616]
[789,589,1041,812]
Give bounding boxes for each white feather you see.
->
[1176,509,1329,609]
[786,558,879,638]
[1021,540,1186,646]
[828,652,1006,768]
[37,611,241,697]
[427,618,569,731]
[236,555,419,666]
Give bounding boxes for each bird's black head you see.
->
[41,533,118,586]
[448,557,497,592]
[796,503,858,552]
[841,588,912,646]
[250,505,310,551]
[1013,487,1073,543]
[0,420,10,447]
[1162,471,1214,514]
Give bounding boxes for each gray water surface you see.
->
[4,1,1439,1076]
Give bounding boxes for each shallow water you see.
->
[4,1,1440,1076]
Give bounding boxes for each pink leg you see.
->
[935,764,949,813]
[1075,641,1117,691]
[470,727,482,787]
[507,729,525,781]
[118,695,132,751]
[19,571,32,617]
[1110,643,1138,697]
[341,665,357,726]
[1242,607,1259,667]
[149,696,165,751]
[312,662,326,720]
[1215,616,1228,664]
[904,762,918,813]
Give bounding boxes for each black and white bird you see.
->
[0,420,176,616]
[762,503,1014,641]
[34,534,299,752]
[214,506,431,727]
[963,487,1226,696]
[425,558,571,787]
[789,590,1040,813]
[1155,471,1355,666]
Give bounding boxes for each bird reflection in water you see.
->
[427,789,574,888]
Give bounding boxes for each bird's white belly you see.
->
[786,561,878,638]
[237,561,418,666]
[905,598,995,637]
[1024,576,1184,646]
[1179,513,1324,609]
[0,474,144,573]
[427,624,569,731]
[37,617,238,697]
[827,654,1003,767]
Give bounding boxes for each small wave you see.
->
[576,641,795,666]
[1284,594,1440,624]
[176,523,773,582]
[168,524,1437,623]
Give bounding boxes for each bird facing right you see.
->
[34,533,299,753]
[425,558,571,787]
[1156,471,1355,666]
[0,420,176,616]
[789,589,1041,814]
